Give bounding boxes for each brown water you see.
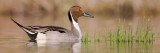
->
[0,15,160,53]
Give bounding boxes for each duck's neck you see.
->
[69,11,82,40]
[71,22,81,39]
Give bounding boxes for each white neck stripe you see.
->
[69,11,82,40]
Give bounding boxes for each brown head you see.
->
[68,6,94,23]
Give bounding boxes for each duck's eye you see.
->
[79,9,81,11]
[77,9,81,12]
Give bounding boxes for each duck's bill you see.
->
[83,12,94,18]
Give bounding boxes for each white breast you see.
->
[36,32,47,46]
[36,33,47,40]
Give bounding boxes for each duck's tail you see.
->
[10,17,38,40]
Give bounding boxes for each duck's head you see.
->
[68,6,94,23]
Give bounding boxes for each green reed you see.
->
[82,32,91,43]
[82,17,154,43]
[122,25,127,42]
[110,19,128,42]
[105,31,108,42]
[110,17,154,42]
[135,18,140,42]
[128,25,133,42]
[110,31,112,42]
[135,17,154,42]
[94,32,100,42]
[111,29,116,42]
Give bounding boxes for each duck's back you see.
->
[28,26,79,42]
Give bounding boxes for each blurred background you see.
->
[0,0,159,37]
[0,0,159,38]
[0,0,160,53]
[0,0,160,16]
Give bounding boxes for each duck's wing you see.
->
[11,18,69,40]
[27,26,69,34]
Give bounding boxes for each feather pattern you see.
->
[28,26,68,34]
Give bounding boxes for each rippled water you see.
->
[0,15,160,53]
[0,38,160,53]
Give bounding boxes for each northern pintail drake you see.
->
[11,6,94,44]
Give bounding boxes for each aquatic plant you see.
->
[135,17,154,42]
[105,31,108,42]
[94,32,100,43]
[82,32,91,43]
[82,17,155,43]
[158,32,159,36]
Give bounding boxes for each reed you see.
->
[158,32,159,36]
[116,19,120,42]
[110,17,154,42]
[135,17,140,42]
[81,17,154,43]
[94,32,100,43]
[105,31,108,42]
[110,31,112,42]
[82,32,91,43]
[128,25,133,42]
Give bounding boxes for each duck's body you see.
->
[30,26,79,43]
[11,6,94,44]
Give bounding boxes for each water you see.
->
[0,38,159,53]
[0,15,160,53]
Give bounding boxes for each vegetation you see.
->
[82,17,155,43]
[82,32,91,43]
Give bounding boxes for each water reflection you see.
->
[110,41,153,53]
[26,40,81,53]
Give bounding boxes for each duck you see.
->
[11,6,94,44]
